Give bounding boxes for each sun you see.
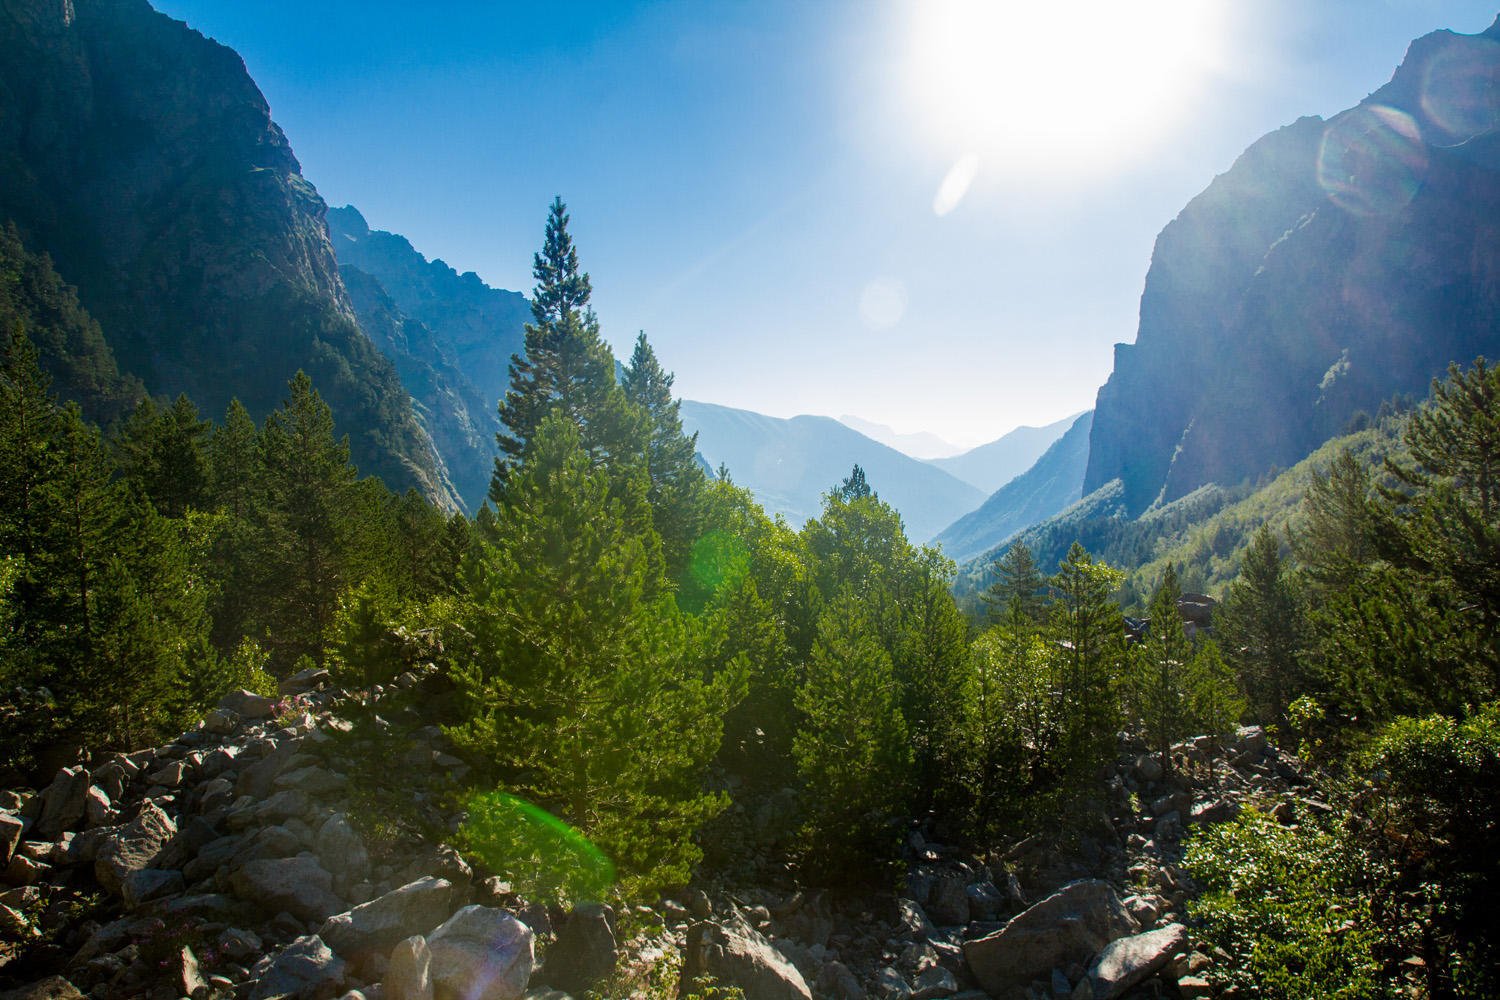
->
[900,0,1231,178]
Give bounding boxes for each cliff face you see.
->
[0,0,457,506]
[1085,21,1500,514]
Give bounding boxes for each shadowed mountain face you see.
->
[0,0,457,505]
[931,411,1093,564]
[680,400,986,542]
[326,206,530,432]
[1086,20,1500,515]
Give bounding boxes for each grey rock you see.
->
[91,761,128,803]
[962,880,1135,999]
[83,786,113,828]
[538,903,615,995]
[0,813,23,866]
[965,880,1006,922]
[277,766,349,797]
[121,867,185,908]
[1134,755,1163,784]
[385,935,433,1000]
[0,977,85,1000]
[34,767,89,838]
[897,898,935,940]
[1189,799,1239,826]
[203,708,240,735]
[249,935,347,1000]
[147,759,190,788]
[230,855,345,922]
[1086,923,1188,1000]
[874,967,911,1000]
[219,926,265,963]
[427,905,535,1000]
[281,667,332,695]
[319,877,457,958]
[258,788,315,824]
[681,919,811,1000]
[1235,725,1267,754]
[1176,975,1213,1000]
[220,689,275,720]
[317,813,370,878]
[94,801,176,894]
[174,945,206,997]
[926,875,969,927]
[911,967,957,1000]
[815,961,865,1000]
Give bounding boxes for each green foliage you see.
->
[1217,525,1307,724]
[1354,704,1500,997]
[982,540,1045,624]
[447,414,741,897]
[792,589,911,877]
[457,790,616,906]
[1186,809,1389,1000]
[1046,542,1125,777]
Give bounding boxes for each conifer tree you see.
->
[450,413,739,893]
[116,393,211,517]
[1130,565,1192,774]
[492,199,643,500]
[839,463,872,500]
[1047,542,1125,780]
[622,332,707,579]
[982,541,1046,624]
[1218,526,1305,723]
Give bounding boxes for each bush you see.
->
[1185,809,1388,1000]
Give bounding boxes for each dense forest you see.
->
[3,200,1499,998]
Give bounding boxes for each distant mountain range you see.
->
[836,416,962,459]
[930,411,1093,564]
[929,411,1085,495]
[681,401,985,541]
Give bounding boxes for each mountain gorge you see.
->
[1085,19,1500,515]
[0,0,457,506]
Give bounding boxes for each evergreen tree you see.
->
[492,199,643,500]
[253,371,357,667]
[116,394,211,517]
[1046,542,1125,782]
[622,331,707,580]
[209,398,259,518]
[982,541,1046,624]
[1130,565,1191,774]
[1218,526,1306,724]
[839,463,872,501]
[449,414,739,894]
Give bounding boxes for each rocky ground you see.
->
[0,669,1322,1000]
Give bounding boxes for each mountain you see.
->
[1085,19,1500,516]
[930,411,1093,563]
[680,400,985,542]
[836,415,962,459]
[326,206,530,429]
[0,0,457,506]
[929,411,1085,494]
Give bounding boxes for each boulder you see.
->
[0,813,23,866]
[281,666,332,695]
[873,967,911,1000]
[1087,923,1189,1000]
[34,767,89,839]
[910,966,957,1000]
[319,877,457,958]
[925,875,970,927]
[681,919,812,1000]
[173,945,206,997]
[230,855,345,922]
[537,903,616,995]
[316,814,370,878]
[815,961,865,1000]
[962,880,1135,998]
[249,935,347,1000]
[385,935,434,1000]
[220,689,275,719]
[0,978,84,1000]
[94,801,176,894]
[120,868,185,909]
[426,905,535,1000]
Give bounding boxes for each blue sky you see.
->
[154,1,1500,447]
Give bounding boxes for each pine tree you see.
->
[982,541,1046,624]
[115,394,211,517]
[449,413,739,894]
[1218,526,1305,724]
[622,331,707,580]
[839,463,873,501]
[1130,565,1192,774]
[1046,542,1125,782]
[492,199,643,500]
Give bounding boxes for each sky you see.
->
[153,0,1500,449]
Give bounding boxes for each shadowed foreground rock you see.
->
[680,917,813,1000]
[962,879,1136,997]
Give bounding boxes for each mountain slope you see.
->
[0,0,456,505]
[931,411,1093,563]
[1085,19,1500,515]
[836,415,961,459]
[681,400,985,542]
[929,411,1085,494]
[327,206,530,425]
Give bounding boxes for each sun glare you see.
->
[902,1,1230,179]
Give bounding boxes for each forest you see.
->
[3,200,1499,999]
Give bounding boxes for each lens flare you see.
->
[859,277,908,330]
[1420,35,1500,143]
[687,530,749,596]
[457,791,615,906]
[1317,105,1427,217]
[933,153,980,216]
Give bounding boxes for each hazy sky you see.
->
[154,1,1499,448]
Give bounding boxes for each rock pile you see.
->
[1,672,1313,1000]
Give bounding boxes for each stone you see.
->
[203,708,240,734]
[1176,975,1213,1000]
[815,961,865,1000]
[249,935,347,1000]
[965,880,1006,922]
[230,855,345,922]
[319,877,457,959]
[427,905,535,1000]
[385,935,433,1000]
[537,903,616,995]
[281,667,332,695]
[6,854,49,885]
[1234,725,1267,754]
[147,759,190,788]
[91,761,129,802]
[962,880,1135,999]
[257,789,315,824]
[95,801,176,894]
[910,966,957,1000]
[121,867,185,908]
[317,813,370,878]
[1189,799,1239,826]
[1122,895,1160,927]
[220,689,275,719]
[0,813,23,866]
[159,816,222,870]
[925,875,970,927]
[81,785,113,828]
[874,966,911,1000]
[34,767,89,839]
[1086,923,1189,1000]
[897,898,935,939]
[0,901,33,938]
[681,919,812,1000]
[174,945,206,997]
[277,766,349,797]
[219,926,265,963]
[0,978,85,1000]
[1134,755,1164,784]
